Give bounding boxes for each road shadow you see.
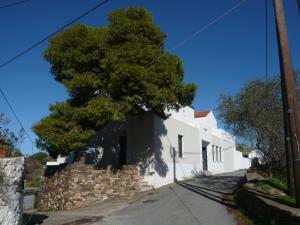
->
[176,173,245,209]
[176,181,237,208]
[23,213,48,225]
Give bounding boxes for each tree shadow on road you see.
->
[176,178,241,209]
[23,213,48,225]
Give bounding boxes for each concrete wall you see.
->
[90,107,251,188]
[23,189,39,210]
[223,139,236,172]
[0,157,24,225]
[90,121,127,165]
[142,115,201,188]
[126,113,155,173]
[233,150,252,170]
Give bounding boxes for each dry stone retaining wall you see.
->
[0,157,25,225]
[236,183,300,225]
[39,164,143,211]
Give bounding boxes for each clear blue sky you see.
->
[0,0,300,155]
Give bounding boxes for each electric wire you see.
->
[265,0,269,80]
[0,0,247,154]
[145,0,247,69]
[0,0,29,9]
[0,0,113,154]
[0,87,34,145]
[0,0,112,69]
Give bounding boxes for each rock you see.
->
[0,157,25,225]
[38,165,150,211]
[246,173,265,183]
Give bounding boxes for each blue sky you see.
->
[0,0,300,155]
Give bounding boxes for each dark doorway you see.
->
[119,136,127,165]
[202,147,208,171]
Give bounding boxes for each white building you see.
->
[93,106,252,188]
[48,106,253,188]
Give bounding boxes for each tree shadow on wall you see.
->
[91,121,126,167]
[127,114,169,178]
[91,113,169,178]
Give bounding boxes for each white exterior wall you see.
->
[143,115,201,188]
[233,150,252,170]
[79,106,252,188]
[207,135,225,173]
[126,113,155,166]
[46,107,252,188]
[222,139,236,172]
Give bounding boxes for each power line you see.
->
[0,0,112,155]
[265,0,269,80]
[170,0,247,52]
[0,0,29,9]
[0,87,34,144]
[145,0,248,69]
[0,0,246,155]
[0,0,112,69]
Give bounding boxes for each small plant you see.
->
[254,182,272,193]
[280,194,296,205]
[268,176,288,192]
[0,170,3,187]
[0,169,8,204]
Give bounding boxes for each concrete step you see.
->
[203,171,213,176]
[139,180,154,192]
[140,185,154,192]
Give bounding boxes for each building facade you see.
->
[94,106,251,188]
[48,106,252,188]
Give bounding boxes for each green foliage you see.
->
[218,78,285,166]
[34,7,196,157]
[11,149,23,157]
[33,112,95,157]
[268,176,288,192]
[25,152,50,188]
[280,194,296,205]
[0,112,24,155]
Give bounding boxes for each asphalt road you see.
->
[94,170,246,225]
[24,170,245,225]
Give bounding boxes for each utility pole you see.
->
[273,0,300,207]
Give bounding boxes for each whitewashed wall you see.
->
[233,150,252,170]
[142,115,202,188]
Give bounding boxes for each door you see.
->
[202,147,208,170]
[119,136,127,165]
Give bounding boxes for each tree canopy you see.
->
[218,78,285,165]
[0,112,23,155]
[33,7,196,157]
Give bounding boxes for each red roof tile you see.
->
[194,110,210,118]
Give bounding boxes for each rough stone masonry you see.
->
[0,157,25,225]
[39,163,144,211]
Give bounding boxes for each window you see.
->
[242,153,249,158]
[212,145,215,161]
[216,146,219,162]
[219,147,222,162]
[178,135,183,158]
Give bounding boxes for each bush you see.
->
[25,152,50,188]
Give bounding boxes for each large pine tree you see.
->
[33,7,196,157]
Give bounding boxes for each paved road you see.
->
[95,170,245,225]
[25,170,245,225]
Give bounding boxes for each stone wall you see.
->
[39,163,143,211]
[236,183,300,225]
[0,157,25,225]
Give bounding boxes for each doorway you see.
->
[119,136,127,165]
[202,147,208,171]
